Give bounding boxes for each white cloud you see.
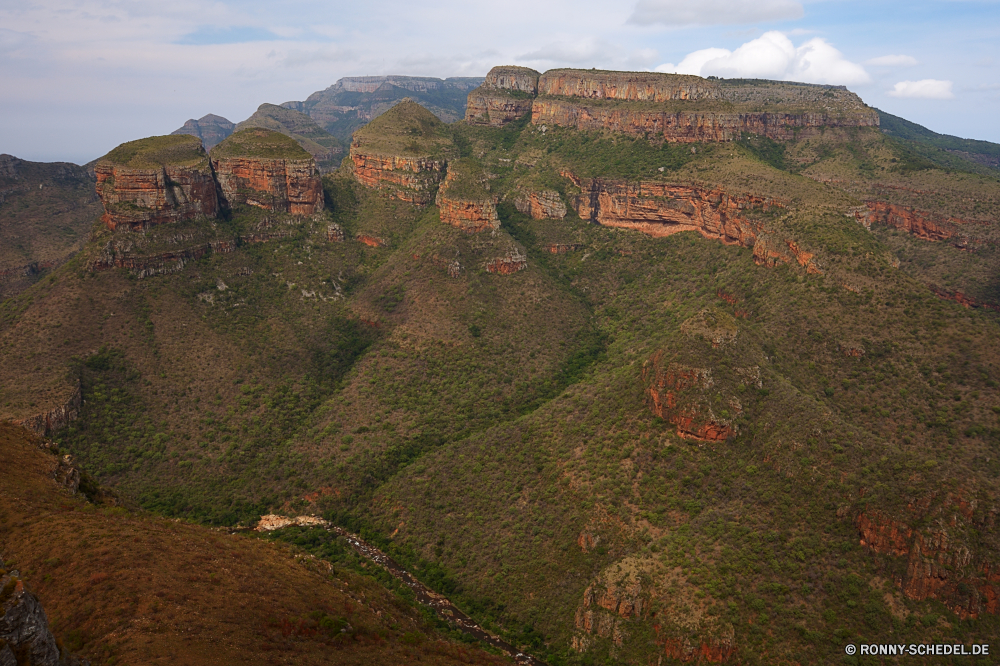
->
[656,31,870,85]
[865,54,917,66]
[629,0,803,26]
[887,79,954,99]
[518,38,617,65]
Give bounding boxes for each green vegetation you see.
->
[351,100,458,160]
[879,108,1000,168]
[236,103,342,169]
[99,134,209,170]
[210,127,312,160]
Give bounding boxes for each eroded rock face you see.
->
[513,189,566,219]
[642,350,741,441]
[0,561,87,666]
[15,382,81,437]
[852,201,973,242]
[855,503,1000,619]
[465,66,540,126]
[485,250,527,275]
[350,153,447,205]
[533,99,876,141]
[212,158,323,215]
[95,163,218,231]
[564,172,820,271]
[538,69,717,102]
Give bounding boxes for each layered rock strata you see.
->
[435,166,500,233]
[563,172,820,271]
[485,250,527,275]
[95,163,218,231]
[855,508,999,619]
[211,157,323,215]
[643,354,737,441]
[465,66,540,127]
[351,153,447,205]
[852,201,982,244]
[513,189,566,219]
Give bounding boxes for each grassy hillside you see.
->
[210,128,313,160]
[99,134,209,170]
[878,109,1000,170]
[236,104,343,171]
[2,93,999,664]
[0,423,508,665]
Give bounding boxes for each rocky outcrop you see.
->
[95,162,218,231]
[437,196,500,232]
[1,561,88,666]
[533,98,876,142]
[327,223,345,242]
[563,172,820,271]
[855,505,1000,619]
[170,114,234,150]
[513,189,566,219]
[350,153,447,205]
[485,250,527,275]
[14,383,81,437]
[211,157,324,215]
[852,201,985,248]
[928,285,1000,311]
[660,637,737,663]
[538,69,717,102]
[643,349,741,441]
[465,66,540,126]
[357,233,388,248]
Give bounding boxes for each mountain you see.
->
[0,422,504,665]
[170,113,235,150]
[281,75,484,143]
[0,154,101,299]
[2,65,1000,664]
[235,103,344,172]
[878,109,1000,170]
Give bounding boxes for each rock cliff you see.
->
[854,502,999,619]
[94,135,218,231]
[14,382,81,437]
[210,129,324,215]
[563,172,819,272]
[643,352,738,441]
[852,201,977,243]
[513,188,566,219]
[349,100,457,204]
[1,560,88,666]
[435,159,500,233]
[170,113,234,150]
[465,66,540,127]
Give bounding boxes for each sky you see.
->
[2,0,998,164]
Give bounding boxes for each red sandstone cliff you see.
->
[95,163,218,231]
[538,69,717,102]
[435,167,500,233]
[854,503,999,619]
[513,189,566,219]
[533,99,876,142]
[349,152,447,205]
[642,351,739,441]
[212,157,323,215]
[465,66,539,126]
[851,201,980,242]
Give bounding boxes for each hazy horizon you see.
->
[3,0,998,164]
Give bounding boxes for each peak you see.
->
[98,134,209,170]
[210,128,312,160]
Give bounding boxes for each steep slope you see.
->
[0,423,506,665]
[283,76,483,142]
[0,155,101,298]
[2,65,1000,666]
[878,109,1000,170]
[170,113,235,150]
[235,104,344,172]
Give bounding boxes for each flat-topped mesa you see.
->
[533,70,877,141]
[465,66,540,127]
[95,135,218,231]
[210,128,324,215]
[349,100,458,204]
[538,69,718,102]
[435,159,500,233]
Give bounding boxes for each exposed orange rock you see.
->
[436,196,500,233]
[928,285,1000,311]
[95,163,218,231]
[349,152,447,205]
[855,508,1000,618]
[643,352,736,441]
[544,243,582,254]
[852,201,959,241]
[533,98,876,142]
[211,157,323,215]
[485,250,527,275]
[538,70,717,102]
[514,189,566,219]
[660,637,737,664]
[564,172,822,273]
[357,233,388,248]
[465,66,539,126]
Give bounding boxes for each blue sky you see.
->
[1,0,998,163]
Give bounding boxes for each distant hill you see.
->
[235,103,343,172]
[878,108,1000,170]
[170,113,235,150]
[281,75,483,142]
[0,154,100,298]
